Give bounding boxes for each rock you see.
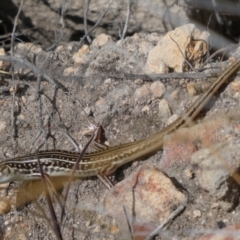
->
[187,82,197,96]
[144,23,209,74]
[170,90,179,100]
[83,106,92,116]
[134,84,150,100]
[167,114,179,125]
[160,113,240,170]
[150,81,166,98]
[0,199,11,214]
[92,34,113,47]
[21,96,27,104]
[72,44,89,64]
[193,209,202,218]
[63,67,74,76]
[0,121,7,132]
[103,165,187,239]
[231,80,240,92]
[0,48,9,70]
[141,105,150,113]
[191,137,240,205]
[134,79,143,85]
[158,99,171,119]
[104,78,112,85]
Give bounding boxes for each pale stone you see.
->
[231,81,240,92]
[21,96,27,104]
[18,114,25,120]
[104,78,112,84]
[134,85,150,99]
[167,114,179,125]
[0,199,11,214]
[141,105,150,112]
[0,121,7,132]
[104,166,186,239]
[134,79,143,85]
[63,67,74,76]
[187,82,197,96]
[150,81,166,98]
[0,48,6,69]
[92,34,113,47]
[191,137,240,203]
[171,90,179,100]
[193,209,202,218]
[72,45,89,64]
[144,24,209,74]
[159,99,171,119]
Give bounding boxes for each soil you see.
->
[0,34,240,240]
[0,1,240,239]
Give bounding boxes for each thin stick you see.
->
[41,97,80,151]
[78,0,114,48]
[37,91,48,150]
[123,205,133,239]
[169,35,194,72]
[84,0,92,43]
[36,152,63,240]
[60,126,98,223]
[10,0,25,139]
[145,199,187,240]
[121,0,131,41]
[10,0,24,55]
[46,0,67,51]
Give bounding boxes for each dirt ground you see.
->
[0,32,239,239]
[0,1,240,240]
